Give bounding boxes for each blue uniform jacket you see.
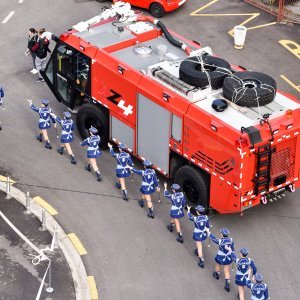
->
[132,168,159,195]
[246,280,269,300]
[80,135,101,158]
[30,104,56,129]
[164,191,186,219]
[188,212,210,242]
[110,148,133,178]
[55,117,75,143]
[232,252,257,286]
[0,86,4,106]
[210,234,234,265]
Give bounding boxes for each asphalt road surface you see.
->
[0,0,299,299]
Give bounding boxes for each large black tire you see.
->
[174,165,209,209]
[223,71,277,107]
[150,3,165,18]
[179,55,231,90]
[76,104,109,149]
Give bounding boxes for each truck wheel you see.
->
[174,165,209,209]
[150,3,165,18]
[223,71,277,107]
[76,104,109,149]
[179,55,231,90]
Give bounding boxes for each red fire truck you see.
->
[42,1,300,214]
[97,0,188,18]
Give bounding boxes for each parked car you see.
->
[96,0,188,18]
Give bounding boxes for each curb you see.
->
[0,181,91,300]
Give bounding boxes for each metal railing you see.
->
[245,0,300,24]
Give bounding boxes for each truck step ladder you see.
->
[254,144,272,196]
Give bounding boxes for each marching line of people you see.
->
[26,98,270,300]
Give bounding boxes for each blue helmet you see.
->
[41,99,49,106]
[63,111,71,119]
[195,205,205,213]
[143,160,152,167]
[89,126,98,134]
[118,143,126,150]
[220,228,230,237]
[255,273,263,282]
[171,184,180,191]
[239,247,248,256]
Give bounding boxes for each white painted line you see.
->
[2,11,15,24]
[19,0,24,3]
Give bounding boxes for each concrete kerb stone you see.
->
[0,181,91,300]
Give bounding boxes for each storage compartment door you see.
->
[137,94,170,174]
[111,116,134,151]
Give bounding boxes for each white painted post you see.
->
[5,177,11,199]
[24,191,32,215]
[40,209,46,231]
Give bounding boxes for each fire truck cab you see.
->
[42,2,300,214]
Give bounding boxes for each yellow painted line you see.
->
[191,0,276,37]
[0,175,15,185]
[33,196,58,216]
[87,276,99,300]
[67,233,87,255]
[280,75,300,93]
[246,22,277,31]
[278,40,300,59]
[190,0,219,16]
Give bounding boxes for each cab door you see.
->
[42,42,91,109]
[53,44,75,107]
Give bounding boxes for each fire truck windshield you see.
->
[42,42,91,109]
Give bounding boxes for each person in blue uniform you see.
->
[80,126,102,181]
[28,99,56,149]
[210,228,234,292]
[246,273,269,300]
[164,182,186,243]
[0,86,4,130]
[51,111,76,165]
[230,247,257,300]
[108,142,133,201]
[132,160,159,219]
[187,204,210,268]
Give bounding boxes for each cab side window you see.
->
[57,45,74,79]
[75,53,91,96]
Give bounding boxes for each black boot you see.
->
[224,279,230,292]
[176,233,184,243]
[85,164,91,172]
[70,155,76,164]
[213,271,220,280]
[45,140,52,149]
[147,207,154,219]
[36,133,42,142]
[57,146,64,155]
[122,190,128,201]
[194,248,198,256]
[115,182,121,189]
[138,199,144,208]
[95,170,102,182]
[176,232,183,244]
[167,223,174,233]
[198,257,204,268]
